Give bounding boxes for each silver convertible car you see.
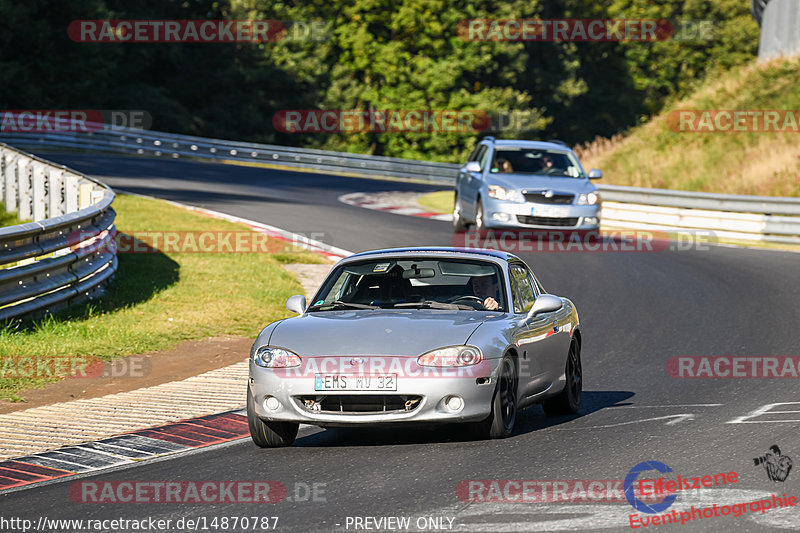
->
[247,247,583,447]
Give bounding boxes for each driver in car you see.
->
[471,275,500,310]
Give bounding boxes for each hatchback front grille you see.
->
[516,215,580,227]
[523,192,574,204]
[297,395,423,414]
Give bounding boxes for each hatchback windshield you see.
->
[308,258,507,312]
[491,148,585,178]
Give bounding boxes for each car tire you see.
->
[452,194,468,232]
[542,340,582,415]
[474,199,487,231]
[469,355,517,440]
[247,393,299,447]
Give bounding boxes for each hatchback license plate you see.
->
[531,205,569,217]
[314,374,397,391]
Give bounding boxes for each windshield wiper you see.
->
[394,300,473,310]
[309,300,380,311]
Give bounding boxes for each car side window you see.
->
[467,144,483,162]
[478,146,491,170]
[472,145,487,167]
[526,269,540,297]
[510,265,535,313]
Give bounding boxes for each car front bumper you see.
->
[248,357,499,427]
[482,197,600,230]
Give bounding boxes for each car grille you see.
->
[297,395,423,414]
[523,192,574,204]
[516,215,580,227]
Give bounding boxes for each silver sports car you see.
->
[247,247,583,447]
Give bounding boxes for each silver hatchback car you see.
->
[452,138,603,231]
[247,247,583,447]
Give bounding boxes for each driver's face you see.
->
[473,276,498,297]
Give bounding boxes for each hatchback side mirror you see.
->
[588,168,603,179]
[465,161,482,173]
[285,294,307,314]
[527,294,562,319]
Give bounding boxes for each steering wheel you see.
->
[543,167,564,175]
[450,295,486,309]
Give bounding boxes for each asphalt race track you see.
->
[3,153,799,532]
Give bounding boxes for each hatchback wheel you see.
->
[474,200,487,231]
[452,194,468,231]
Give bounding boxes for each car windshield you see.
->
[491,148,585,178]
[307,258,508,312]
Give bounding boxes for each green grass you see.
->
[417,191,454,214]
[0,194,324,401]
[0,208,24,228]
[577,55,800,197]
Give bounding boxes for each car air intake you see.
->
[516,215,580,227]
[523,192,574,204]
[297,395,422,414]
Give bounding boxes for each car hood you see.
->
[488,174,595,194]
[268,310,493,356]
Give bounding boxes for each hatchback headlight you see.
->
[577,192,600,205]
[253,347,301,368]
[418,346,483,367]
[487,185,525,203]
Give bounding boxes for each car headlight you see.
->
[418,346,483,367]
[487,185,525,203]
[253,347,301,368]
[577,192,600,205]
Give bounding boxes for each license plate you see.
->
[314,374,397,391]
[531,206,569,218]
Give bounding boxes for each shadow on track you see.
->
[292,390,634,448]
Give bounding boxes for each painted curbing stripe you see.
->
[98,434,186,454]
[339,192,452,221]
[0,411,250,493]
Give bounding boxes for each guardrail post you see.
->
[4,152,17,214]
[0,147,5,205]
[65,174,79,213]
[79,183,93,209]
[48,168,64,217]
[31,162,47,221]
[17,157,31,220]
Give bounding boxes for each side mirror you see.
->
[285,294,307,314]
[465,161,482,173]
[527,294,562,319]
[588,168,603,179]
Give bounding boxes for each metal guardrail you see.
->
[0,143,117,320]
[0,126,460,185]
[1,125,799,244]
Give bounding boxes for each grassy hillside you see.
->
[576,55,800,197]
